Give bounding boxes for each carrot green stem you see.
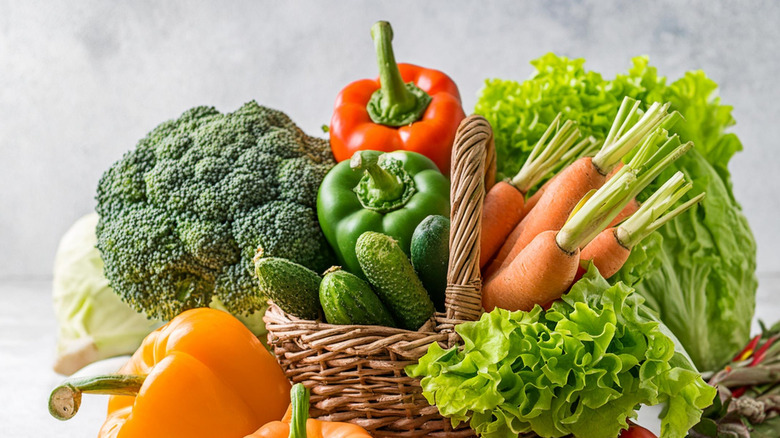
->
[556,172,637,252]
[48,374,146,421]
[288,383,310,438]
[616,172,705,248]
[591,97,679,174]
[557,128,694,252]
[510,114,592,193]
[366,21,431,127]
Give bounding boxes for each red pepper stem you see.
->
[288,384,310,438]
[367,21,431,127]
[48,374,146,421]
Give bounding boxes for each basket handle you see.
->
[444,115,492,322]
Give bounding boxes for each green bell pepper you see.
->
[317,150,449,277]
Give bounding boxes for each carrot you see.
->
[581,172,705,278]
[483,136,695,312]
[482,230,579,312]
[483,170,638,311]
[523,133,600,216]
[486,100,681,278]
[480,115,595,268]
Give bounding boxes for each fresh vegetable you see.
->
[248,383,372,438]
[317,150,449,278]
[355,232,435,330]
[408,266,716,438]
[319,267,396,327]
[582,172,705,279]
[48,308,291,438]
[480,114,595,268]
[690,320,780,438]
[329,21,465,175]
[483,135,692,312]
[52,213,163,375]
[410,215,450,311]
[486,97,677,276]
[95,102,336,321]
[254,257,322,320]
[476,54,757,371]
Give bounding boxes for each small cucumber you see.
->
[410,215,449,312]
[356,232,435,330]
[254,257,321,320]
[319,267,396,327]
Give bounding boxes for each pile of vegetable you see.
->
[475,54,757,372]
[47,19,769,438]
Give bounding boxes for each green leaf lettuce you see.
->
[407,266,715,438]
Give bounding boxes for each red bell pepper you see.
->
[329,21,465,175]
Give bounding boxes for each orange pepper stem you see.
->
[367,21,431,127]
[48,374,146,421]
[288,384,310,438]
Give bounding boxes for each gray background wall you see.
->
[1,0,779,279]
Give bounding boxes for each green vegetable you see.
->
[319,267,396,327]
[407,266,716,438]
[475,53,757,371]
[95,102,336,321]
[317,150,449,278]
[356,232,435,330]
[254,257,322,320]
[52,213,164,375]
[410,215,450,312]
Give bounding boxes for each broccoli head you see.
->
[96,101,336,320]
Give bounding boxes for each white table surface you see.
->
[2,277,778,437]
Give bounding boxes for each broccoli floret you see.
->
[96,101,336,320]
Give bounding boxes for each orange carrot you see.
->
[483,138,695,312]
[486,98,678,278]
[484,170,640,311]
[581,172,705,279]
[579,228,631,279]
[484,156,606,278]
[482,230,579,312]
[480,116,593,268]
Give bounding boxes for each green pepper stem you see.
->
[288,384,310,438]
[367,21,431,127]
[351,151,405,202]
[48,374,146,421]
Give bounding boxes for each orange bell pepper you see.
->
[49,308,291,438]
[247,384,371,438]
[329,21,465,175]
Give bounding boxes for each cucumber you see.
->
[254,257,321,320]
[410,215,449,312]
[319,267,396,327]
[356,232,435,330]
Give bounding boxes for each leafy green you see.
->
[407,266,715,438]
[475,54,757,371]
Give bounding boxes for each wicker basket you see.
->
[264,115,493,437]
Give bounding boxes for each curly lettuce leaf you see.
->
[475,54,757,371]
[407,267,716,438]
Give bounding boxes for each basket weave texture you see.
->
[264,115,493,437]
